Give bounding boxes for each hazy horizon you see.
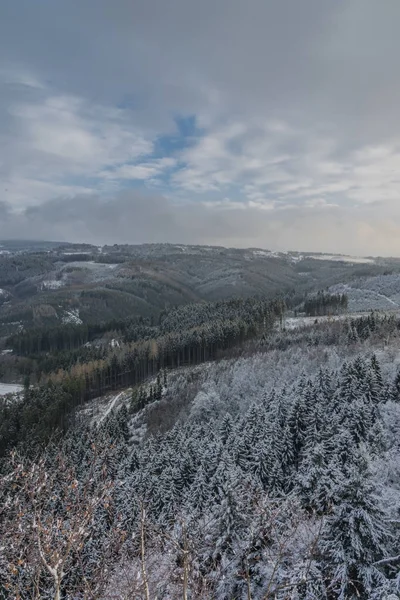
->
[2,1,400,255]
[0,236,394,260]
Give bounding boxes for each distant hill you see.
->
[0,242,399,336]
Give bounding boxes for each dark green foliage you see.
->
[304,291,348,317]
[0,297,281,456]
[0,253,54,286]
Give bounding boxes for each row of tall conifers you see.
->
[0,298,283,455]
[303,291,348,317]
[49,300,282,403]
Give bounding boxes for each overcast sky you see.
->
[1,1,400,255]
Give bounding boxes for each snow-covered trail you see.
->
[99,391,124,423]
[374,292,399,307]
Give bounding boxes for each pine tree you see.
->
[219,413,234,444]
[163,367,168,388]
[320,458,388,599]
[391,369,400,402]
[296,442,340,514]
[154,373,162,400]
[210,470,247,562]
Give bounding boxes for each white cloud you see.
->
[0,82,157,206]
[0,67,44,89]
[101,157,177,181]
[3,73,400,236]
[170,118,400,215]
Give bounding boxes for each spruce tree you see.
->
[320,458,388,599]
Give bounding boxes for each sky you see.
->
[1,0,400,255]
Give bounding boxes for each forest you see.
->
[303,292,348,317]
[1,311,400,599]
[1,244,400,599]
[0,297,283,457]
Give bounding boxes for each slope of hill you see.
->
[2,314,400,598]
[0,241,398,336]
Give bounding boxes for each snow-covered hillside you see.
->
[330,274,400,311]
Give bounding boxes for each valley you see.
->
[1,241,400,599]
[0,240,398,339]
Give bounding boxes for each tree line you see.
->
[303,291,348,316]
[0,298,282,456]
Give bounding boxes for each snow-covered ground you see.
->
[283,309,400,331]
[62,308,83,325]
[0,383,23,396]
[252,250,272,258]
[330,276,400,311]
[282,313,367,330]
[251,250,374,264]
[308,254,374,264]
[41,279,65,290]
[251,249,302,262]
[79,390,131,425]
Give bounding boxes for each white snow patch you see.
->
[289,254,304,262]
[81,390,131,425]
[308,254,374,264]
[62,308,83,325]
[41,279,64,290]
[0,383,23,396]
[252,249,295,260]
[282,313,367,330]
[99,391,125,424]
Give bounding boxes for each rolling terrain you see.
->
[2,241,400,597]
[1,240,398,338]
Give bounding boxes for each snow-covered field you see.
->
[249,249,375,264]
[309,254,374,264]
[0,383,23,396]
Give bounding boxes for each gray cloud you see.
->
[0,191,399,257]
[2,1,400,254]
[2,0,398,138]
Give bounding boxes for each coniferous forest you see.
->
[303,292,348,317]
[3,0,400,591]
[5,0,400,594]
[1,305,400,599]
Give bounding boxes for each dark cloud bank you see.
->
[1,192,399,257]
